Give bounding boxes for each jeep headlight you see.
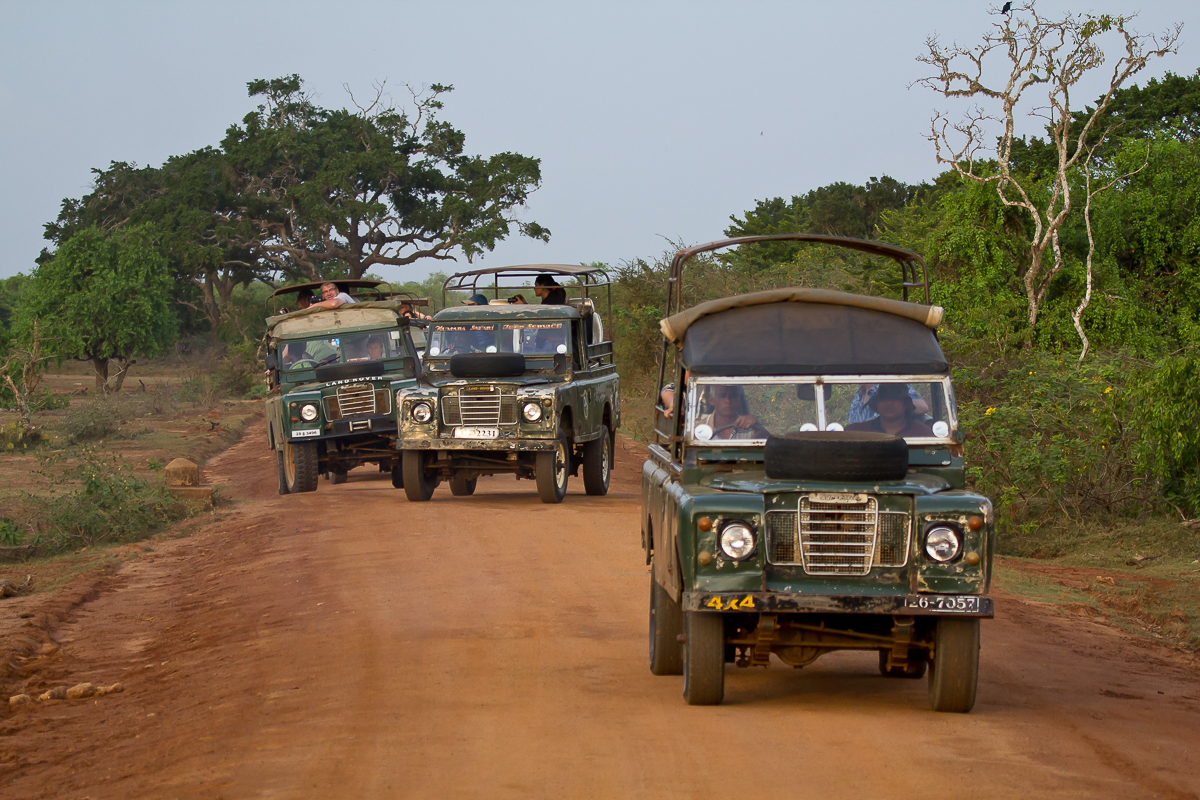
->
[299,403,319,422]
[522,402,543,422]
[924,525,961,562]
[719,522,756,561]
[411,402,433,423]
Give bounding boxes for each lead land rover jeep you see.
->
[644,235,994,712]
[263,280,424,493]
[395,265,620,504]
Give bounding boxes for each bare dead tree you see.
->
[1,320,52,431]
[916,2,1180,338]
[1071,143,1149,361]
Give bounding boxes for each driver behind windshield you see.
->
[698,385,766,440]
[846,383,934,437]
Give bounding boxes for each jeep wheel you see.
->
[536,435,569,504]
[283,440,319,493]
[649,574,683,676]
[582,425,612,496]
[879,649,928,679]
[276,451,290,496]
[682,611,725,705]
[402,450,439,501]
[764,431,909,482]
[330,468,348,485]
[928,618,980,713]
[390,464,405,489]
[449,473,478,496]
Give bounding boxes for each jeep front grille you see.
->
[441,389,517,426]
[337,383,376,417]
[766,496,910,575]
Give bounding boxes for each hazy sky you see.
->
[1,1,1195,282]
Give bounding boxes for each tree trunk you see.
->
[108,357,132,393]
[200,274,222,350]
[92,357,109,394]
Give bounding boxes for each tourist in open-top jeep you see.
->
[395,265,620,503]
[262,280,426,494]
[644,235,994,712]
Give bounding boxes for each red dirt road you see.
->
[3,421,1199,799]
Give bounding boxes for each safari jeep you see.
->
[263,281,423,493]
[395,265,620,503]
[644,235,994,712]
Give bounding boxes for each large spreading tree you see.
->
[221,76,549,280]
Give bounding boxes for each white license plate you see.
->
[291,428,321,438]
[454,427,499,439]
[904,595,982,613]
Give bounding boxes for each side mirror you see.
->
[553,353,568,375]
[402,356,420,379]
[264,353,279,370]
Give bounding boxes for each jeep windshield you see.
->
[426,321,570,359]
[280,330,406,372]
[685,377,955,445]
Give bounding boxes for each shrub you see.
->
[58,398,121,441]
[1,420,43,452]
[955,351,1160,555]
[1133,354,1200,516]
[32,448,187,553]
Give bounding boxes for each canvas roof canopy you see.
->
[664,289,947,376]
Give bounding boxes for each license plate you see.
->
[454,427,499,439]
[904,595,982,613]
[291,428,321,438]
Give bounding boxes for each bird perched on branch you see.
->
[1001,1,1012,14]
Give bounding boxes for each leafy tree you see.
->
[21,225,176,393]
[917,1,1180,341]
[221,75,549,280]
[43,153,267,348]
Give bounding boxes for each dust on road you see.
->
[2,421,1198,799]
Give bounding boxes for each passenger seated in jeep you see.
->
[697,385,766,440]
[845,383,934,438]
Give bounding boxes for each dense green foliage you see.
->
[606,70,1200,542]
[20,225,176,393]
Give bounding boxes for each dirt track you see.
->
[2,421,1199,799]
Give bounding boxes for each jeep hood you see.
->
[701,470,951,495]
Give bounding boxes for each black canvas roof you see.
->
[680,300,948,376]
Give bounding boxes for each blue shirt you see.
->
[848,384,922,425]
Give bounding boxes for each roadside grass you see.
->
[1,358,259,569]
[997,537,1200,653]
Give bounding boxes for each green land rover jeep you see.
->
[263,281,424,494]
[395,265,620,503]
[644,235,994,712]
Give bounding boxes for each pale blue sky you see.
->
[1,0,1195,281]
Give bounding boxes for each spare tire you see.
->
[450,353,526,378]
[764,431,909,482]
[315,361,385,383]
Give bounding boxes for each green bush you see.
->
[1,420,43,452]
[32,448,187,553]
[1133,354,1200,516]
[955,351,1160,555]
[0,518,23,547]
[58,398,121,440]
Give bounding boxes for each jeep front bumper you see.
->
[683,591,994,617]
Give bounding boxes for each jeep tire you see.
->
[402,450,439,502]
[276,450,290,496]
[330,468,348,485]
[582,425,613,496]
[283,440,319,493]
[649,574,683,676]
[683,611,725,705]
[536,434,569,504]
[764,431,909,482]
[928,617,980,712]
[449,473,478,496]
